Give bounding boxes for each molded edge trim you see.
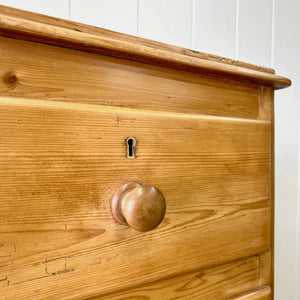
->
[232,286,271,300]
[0,10,291,90]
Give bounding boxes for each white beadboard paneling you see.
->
[70,0,138,35]
[297,135,300,300]
[273,0,300,299]
[237,0,272,67]
[193,0,236,58]
[138,0,192,48]
[0,0,69,19]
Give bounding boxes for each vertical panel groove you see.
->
[191,0,196,49]
[297,132,300,300]
[136,0,140,36]
[273,0,300,298]
[193,0,236,58]
[68,0,71,20]
[138,0,192,48]
[235,0,239,59]
[237,0,272,67]
[271,0,275,68]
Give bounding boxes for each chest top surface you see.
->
[0,4,291,91]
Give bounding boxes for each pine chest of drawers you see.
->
[0,5,291,300]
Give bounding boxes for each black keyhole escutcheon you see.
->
[126,137,136,159]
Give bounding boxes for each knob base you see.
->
[111,182,140,225]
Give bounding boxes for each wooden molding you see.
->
[0,5,291,90]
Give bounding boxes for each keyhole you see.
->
[126,137,136,159]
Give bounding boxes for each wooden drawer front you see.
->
[0,97,271,299]
[0,36,263,120]
[98,254,271,300]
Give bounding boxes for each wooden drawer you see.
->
[0,57,273,299]
[0,4,290,300]
[0,35,264,120]
[1,96,271,298]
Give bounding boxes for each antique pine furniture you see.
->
[0,5,291,300]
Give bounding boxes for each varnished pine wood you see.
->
[269,87,275,298]
[0,4,275,75]
[258,251,272,288]
[0,5,288,298]
[0,97,271,299]
[258,87,273,121]
[0,7,291,89]
[232,286,271,300]
[0,35,264,120]
[111,183,166,232]
[95,255,269,300]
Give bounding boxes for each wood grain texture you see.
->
[258,251,272,288]
[232,286,271,300]
[271,90,275,299]
[111,183,167,232]
[0,4,275,75]
[0,7,291,89]
[265,87,275,299]
[258,86,273,121]
[0,97,271,299]
[0,35,266,119]
[94,255,269,300]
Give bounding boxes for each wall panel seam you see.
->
[296,128,300,300]
[235,0,239,59]
[271,0,275,68]
[191,0,196,49]
[136,0,140,36]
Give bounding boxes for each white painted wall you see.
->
[272,1,300,299]
[0,1,299,299]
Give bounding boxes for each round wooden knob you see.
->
[111,182,166,232]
